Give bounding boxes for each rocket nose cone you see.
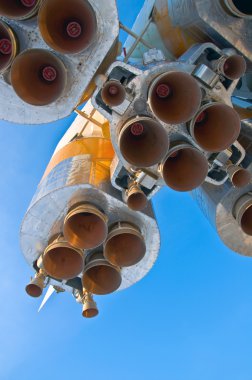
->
[10,49,67,106]
[119,117,169,167]
[38,0,97,54]
[149,71,202,124]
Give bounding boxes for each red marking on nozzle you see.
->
[131,123,144,136]
[195,111,207,124]
[42,66,57,82]
[169,151,179,158]
[156,84,171,99]
[21,0,36,8]
[108,85,119,96]
[0,39,12,55]
[66,21,82,38]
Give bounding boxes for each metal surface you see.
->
[0,0,119,124]
[18,0,252,316]
[20,154,160,291]
[92,55,240,197]
[192,162,252,257]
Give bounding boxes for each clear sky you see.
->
[1,1,252,380]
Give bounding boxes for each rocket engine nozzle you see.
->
[119,117,169,167]
[63,204,108,250]
[234,194,252,236]
[213,54,247,80]
[101,80,126,107]
[227,165,251,188]
[38,0,97,54]
[82,292,98,318]
[224,0,252,18]
[10,49,67,106]
[25,271,45,298]
[0,0,40,20]
[82,252,122,295]
[148,71,202,124]
[190,103,241,152]
[126,184,148,211]
[0,21,18,74]
[43,237,84,280]
[104,222,146,267]
[161,143,209,191]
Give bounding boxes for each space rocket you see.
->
[0,0,251,317]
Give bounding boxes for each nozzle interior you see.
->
[0,21,16,73]
[38,0,97,54]
[104,223,146,267]
[226,0,252,16]
[0,0,39,19]
[83,252,121,295]
[223,55,247,80]
[10,49,67,106]
[149,71,202,124]
[25,283,43,298]
[162,145,209,191]
[64,204,108,250]
[119,117,169,167]
[101,80,126,107]
[240,204,252,236]
[231,168,251,188]
[191,104,241,152]
[82,307,98,318]
[43,241,83,280]
[127,186,148,211]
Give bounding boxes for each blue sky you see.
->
[1,1,252,379]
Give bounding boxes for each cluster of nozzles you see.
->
[0,0,98,105]
[26,203,146,317]
[101,56,250,203]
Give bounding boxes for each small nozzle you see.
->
[213,55,246,80]
[38,0,97,54]
[148,71,202,124]
[0,0,40,20]
[227,165,251,188]
[161,143,209,191]
[82,252,121,295]
[101,80,126,107]
[104,223,146,267]
[0,21,18,74]
[25,270,46,298]
[126,183,148,211]
[119,116,169,167]
[234,194,252,236]
[190,103,241,152]
[82,292,99,318]
[64,204,108,250]
[223,0,252,18]
[10,49,67,106]
[43,236,84,280]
